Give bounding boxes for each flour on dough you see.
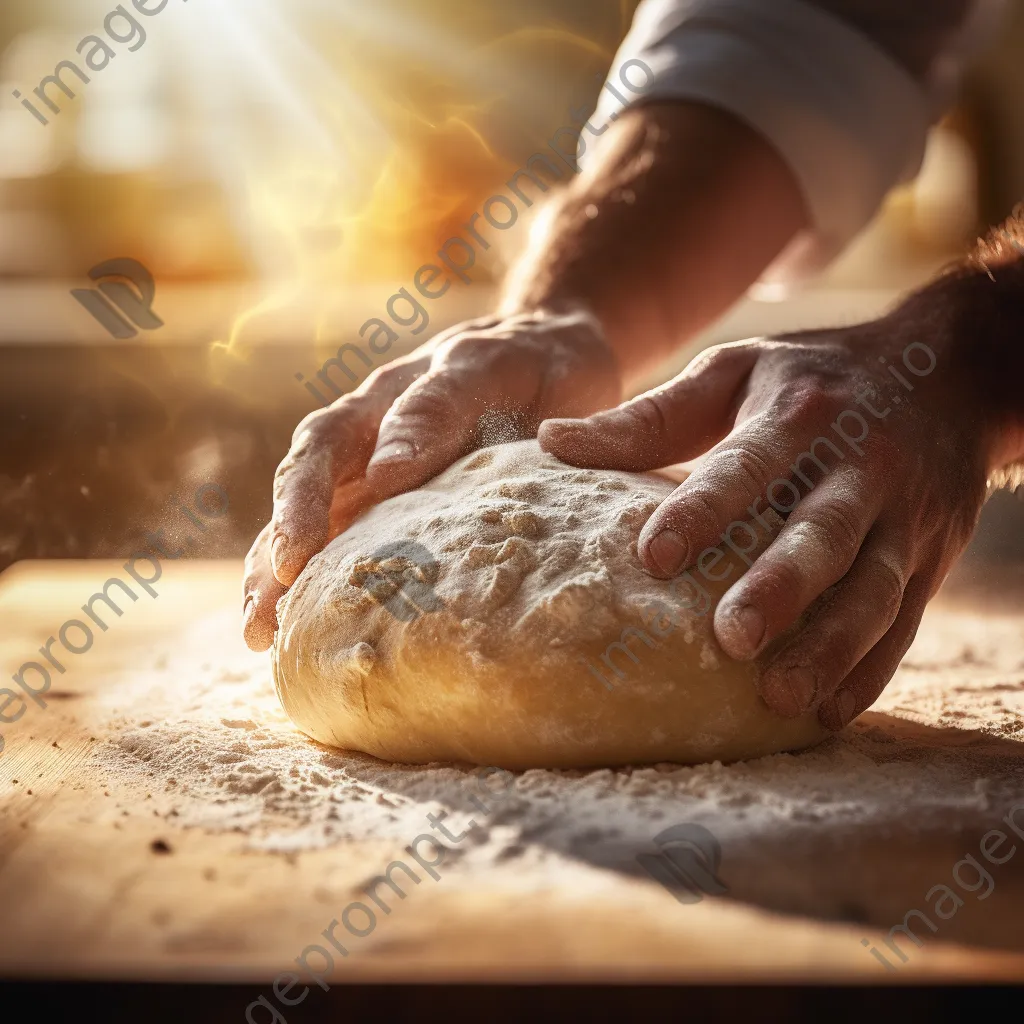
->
[272,440,826,768]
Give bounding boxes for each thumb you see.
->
[538,342,757,471]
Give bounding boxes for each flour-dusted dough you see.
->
[272,440,827,768]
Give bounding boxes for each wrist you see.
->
[892,252,1024,475]
[494,295,622,369]
[500,102,807,387]
[498,294,597,327]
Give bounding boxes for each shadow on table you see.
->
[341,711,1024,959]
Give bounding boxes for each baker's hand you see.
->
[540,312,1003,731]
[243,306,620,651]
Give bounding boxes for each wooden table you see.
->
[1,559,1023,989]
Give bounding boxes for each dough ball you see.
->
[272,440,827,768]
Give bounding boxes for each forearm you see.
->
[499,0,1006,387]
[827,209,1024,479]
[945,214,1024,475]
[500,101,808,386]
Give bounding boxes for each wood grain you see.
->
[1,559,1022,985]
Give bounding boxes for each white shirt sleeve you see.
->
[587,0,1006,286]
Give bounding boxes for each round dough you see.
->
[272,440,827,768]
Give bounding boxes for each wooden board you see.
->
[1,559,1023,986]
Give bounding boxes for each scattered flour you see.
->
[85,580,1024,927]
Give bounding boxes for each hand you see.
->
[539,304,1004,731]
[243,306,621,651]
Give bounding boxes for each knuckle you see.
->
[291,407,330,446]
[733,445,774,490]
[670,488,730,539]
[440,334,518,375]
[459,314,505,334]
[690,340,749,376]
[442,334,486,358]
[687,345,727,377]
[272,469,292,506]
[710,445,773,499]
[752,555,808,606]
[243,529,270,570]
[807,501,863,566]
[272,452,296,496]
[892,613,924,662]
[429,317,499,351]
[777,383,835,427]
[389,373,459,424]
[625,394,672,441]
[776,618,861,695]
[363,363,408,394]
[443,326,519,356]
[846,658,901,712]
[290,405,356,448]
[332,393,375,423]
[273,441,331,506]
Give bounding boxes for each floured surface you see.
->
[104,573,1024,949]
[2,559,1024,980]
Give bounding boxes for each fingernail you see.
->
[723,604,765,658]
[538,418,592,459]
[763,665,817,717]
[646,529,688,576]
[271,535,287,574]
[243,593,256,623]
[820,687,857,732]
[783,667,817,713]
[545,412,620,441]
[836,687,857,724]
[368,440,415,469]
[542,418,583,435]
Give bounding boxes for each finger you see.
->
[243,524,288,652]
[817,574,930,731]
[714,467,883,660]
[753,532,913,718]
[363,338,544,495]
[635,413,851,578]
[271,357,428,586]
[245,474,383,652]
[538,342,758,471]
[327,473,378,541]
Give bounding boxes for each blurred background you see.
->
[3,0,1024,572]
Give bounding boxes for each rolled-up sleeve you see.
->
[589,0,1005,285]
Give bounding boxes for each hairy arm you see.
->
[501,100,809,383]
[242,0,1009,658]
[541,214,1024,730]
